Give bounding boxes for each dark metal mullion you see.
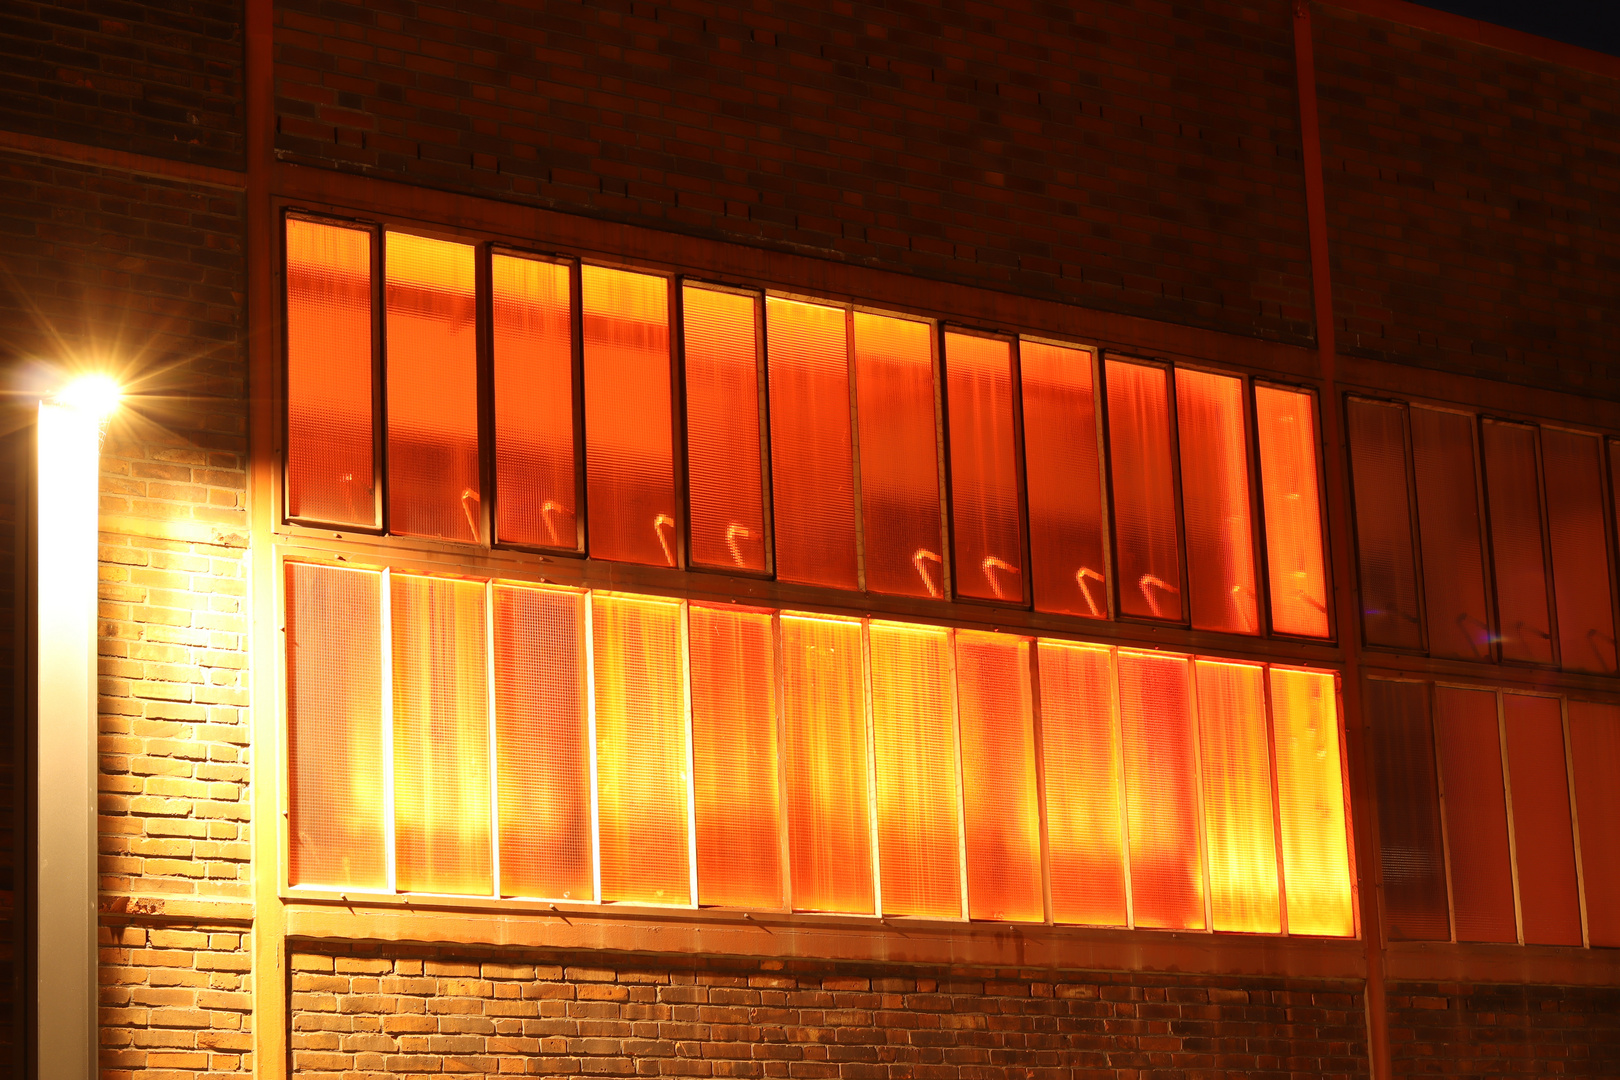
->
[1399,401,1431,656]
[668,275,689,571]
[938,324,960,603]
[1164,362,1193,628]
[754,291,777,580]
[1008,338,1035,611]
[374,224,390,536]
[1098,352,1123,626]
[1466,415,1499,663]
[1532,426,1563,669]
[1242,375,1272,638]
[571,260,588,556]
[474,243,495,548]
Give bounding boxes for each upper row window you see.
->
[283,215,1330,639]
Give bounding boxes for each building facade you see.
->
[2,0,1619,1076]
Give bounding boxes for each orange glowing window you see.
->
[1022,341,1109,619]
[285,218,376,528]
[781,614,873,913]
[591,594,690,905]
[284,562,386,890]
[945,333,1024,604]
[493,254,579,551]
[689,605,782,909]
[1176,369,1258,635]
[1433,685,1515,943]
[1255,386,1329,638]
[684,286,768,574]
[1194,660,1279,933]
[1108,361,1182,622]
[582,265,678,567]
[766,298,858,590]
[855,313,944,599]
[870,622,961,918]
[1347,399,1422,650]
[1480,421,1552,665]
[1542,429,1617,674]
[385,232,481,543]
[492,584,592,901]
[1409,406,1491,660]
[390,573,493,896]
[1502,695,1581,946]
[1270,668,1354,937]
[1568,701,1620,947]
[954,632,1042,923]
[1118,651,1204,929]
[1038,641,1126,927]
[1366,678,1449,941]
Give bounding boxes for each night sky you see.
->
[1408,0,1620,56]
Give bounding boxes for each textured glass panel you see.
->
[1271,668,1354,937]
[1255,386,1329,638]
[955,633,1041,923]
[591,594,690,905]
[1022,342,1108,618]
[391,574,492,896]
[855,313,944,599]
[1410,406,1491,660]
[689,605,781,909]
[781,614,873,913]
[1118,651,1203,929]
[386,233,481,542]
[1194,660,1279,933]
[493,255,578,551]
[1433,685,1515,943]
[1503,695,1581,946]
[684,287,767,573]
[492,585,591,901]
[583,266,678,567]
[1347,399,1422,649]
[285,563,386,889]
[766,298,858,589]
[1481,422,1552,665]
[1568,701,1620,947]
[1366,678,1449,941]
[1543,429,1617,674]
[1039,642,1126,927]
[286,218,375,527]
[945,334,1024,603]
[1177,370,1258,634]
[1108,361,1182,621]
[870,623,961,918]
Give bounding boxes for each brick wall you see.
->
[289,944,1369,1078]
[1387,981,1620,1077]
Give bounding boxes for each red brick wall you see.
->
[1387,981,1620,1077]
[290,944,1369,1078]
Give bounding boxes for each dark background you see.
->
[1411,0,1620,56]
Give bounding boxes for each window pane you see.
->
[1177,369,1258,634]
[945,334,1024,603]
[1194,660,1279,933]
[493,255,578,551]
[870,623,961,918]
[1022,342,1108,618]
[582,266,678,567]
[1108,361,1182,621]
[1039,642,1126,927]
[1568,701,1620,947]
[591,594,690,905]
[1543,429,1617,674]
[1433,685,1515,943]
[766,298,858,589]
[286,219,375,527]
[684,287,767,573]
[1480,421,1552,665]
[1347,399,1422,650]
[285,563,386,890]
[1366,678,1449,941]
[855,313,943,598]
[1118,651,1204,929]
[1271,668,1354,937]
[1502,695,1581,946]
[781,614,873,913]
[955,632,1041,923]
[1255,386,1329,638]
[391,574,492,896]
[1409,406,1491,660]
[492,585,591,901]
[689,605,781,909]
[385,233,481,542]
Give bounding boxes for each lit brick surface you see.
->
[99,922,253,1077]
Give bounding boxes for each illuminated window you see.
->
[1108,360,1183,622]
[1255,386,1329,638]
[1176,369,1258,635]
[1022,341,1109,618]
[945,333,1025,604]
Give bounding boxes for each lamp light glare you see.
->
[54,373,123,419]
